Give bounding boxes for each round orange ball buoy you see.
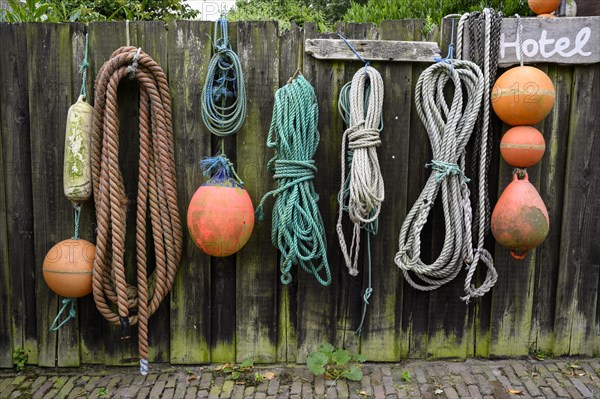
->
[187,157,254,257]
[500,126,546,168]
[491,173,549,259]
[43,239,95,298]
[528,0,561,14]
[492,66,555,126]
[537,13,557,18]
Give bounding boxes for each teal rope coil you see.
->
[255,75,331,287]
[79,32,89,100]
[49,298,76,331]
[201,16,247,137]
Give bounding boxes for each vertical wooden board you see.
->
[168,20,212,364]
[530,64,572,355]
[235,21,279,363]
[554,64,600,356]
[0,22,37,366]
[136,20,171,364]
[275,22,302,363]
[401,19,432,359]
[296,24,343,363]
[355,20,410,361]
[26,23,74,367]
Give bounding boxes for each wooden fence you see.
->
[0,20,598,368]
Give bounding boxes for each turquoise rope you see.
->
[201,16,247,137]
[72,204,81,240]
[255,75,331,287]
[79,32,89,100]
[49,298,76,331]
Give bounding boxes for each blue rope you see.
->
[72,204,81,240]
[435,18,456,73]
[355,231,373,336]
[337,32,370,74]
[49,298,77,331]
[426,160,471,183]
[79,32,89,100]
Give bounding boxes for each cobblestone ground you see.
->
[0,358,598,399]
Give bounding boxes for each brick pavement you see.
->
[0,358,598,398]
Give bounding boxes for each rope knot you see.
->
[426,160,470,183]
[347,126,381,150]
[273,159,316,181]
[127,47,142,79]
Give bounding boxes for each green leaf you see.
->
[331,349,352,366]
[222,367,233,373]
[307,351,328,376]
[353,354,367,363]
[240,359,254,369]
[343,366,363,381]
[231,371,241,380]
[317,343,335,354]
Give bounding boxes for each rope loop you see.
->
[127,47,142,79]
[79,32,89,100]
[49,298,77,331]
[72,203,81,240]
[426,160,471,183]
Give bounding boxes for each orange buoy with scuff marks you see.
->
[492,66,555,126]
[491,173,549,259]
[528,0,561,14]
[500,126,546,168]
[537,13,557,18]
[43,239,95,298]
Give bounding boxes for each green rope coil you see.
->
[201,16,247,137]
[255,75,331,287]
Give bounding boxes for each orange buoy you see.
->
[492,66,555,126]
[500,126,546,168]
[491,173,549,259]
[537,13,557,18]
[43,239,95,298]
[528,0,561,14]
[187,157,254,257]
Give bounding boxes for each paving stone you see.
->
[197,389,209,398]
[539,386,558,398]
[255,392,267,399]
[382,375,395,395]
[521,376,543,397]
[31,376,47,392]
[185,386,197,399]
[200,373,213,389]
[137,386,151,398]
[243,386,255,397]
[373,381,385,398]
[290,379,302,395]
[42,388,58,399]
[444,386,459,399]
[231,384,245,399]
[360,375,373,396]
[475,372,494,395]
[569,377,594,398]
[221,380,234,398]
[512,363,530,378]
[460,370,477,385]
[381,367,392,376]
[149,380,167,399]
[455,381,470,397]
[545,363,559,372]
[56,376,78,399]
[162,387,175,399]
[414,368,427,384]
[545,378,569,397]
[468,384,483,398]
[33,379,54,399]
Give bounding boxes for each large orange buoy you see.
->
[43,239,95,298]
[528,0,561,14]
[187,157,254,257]
[537,13,557,18]
[491,173,549,259]
[492,66,555,126]
[500,126,546,168]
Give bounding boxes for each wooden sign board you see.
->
[305,39,441,63]
[463,16,600,66]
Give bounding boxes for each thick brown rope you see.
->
[91,46,182,374]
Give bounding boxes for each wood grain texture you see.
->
[235,21,279,363]
[553,64,600,356]
[305,38,441,62]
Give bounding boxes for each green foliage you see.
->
[0,0,198,23]
[401,370,411,383]
[306,343,366,381]
[97,387,109,397]
[12,347,28,372]
[218,359,254,380]
[343,0,532,26]
[227,0,331,31]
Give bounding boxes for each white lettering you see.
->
[539,30,556,58]
[522,39,539,57]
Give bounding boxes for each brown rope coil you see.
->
[91,46,182,373]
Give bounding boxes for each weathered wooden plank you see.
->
[463,16,600,67]
[296,24,343,363]
[0,22,37,367]
[530,64,572,355]
[305,38,441,63]
[553,63,600,356]
[235,21,279,363]
[26,22,74,367]
[356,20,410,361]
[167,20,212,365]
[275,22,302,363]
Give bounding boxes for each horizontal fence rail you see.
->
[0,20,598,367]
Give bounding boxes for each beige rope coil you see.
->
[91,46,182,375]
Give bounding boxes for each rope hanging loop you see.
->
[91,46,183,375]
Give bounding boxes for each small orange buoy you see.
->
[43,239,95,298]
[492,66,555,126]
[528,0,561,14]
[491,173,549,259]
[500,126,546,168]
[537,13,557,18]
[187,157,254,257]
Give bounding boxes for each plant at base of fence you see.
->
[531,347,553,360]
[216,359,254,380]
[401,370,411,383]
[12,348,28,373]
[306,343,366,381]
[97,387,109,397]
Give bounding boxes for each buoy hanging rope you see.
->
[395,19,497,302]
[255,75,331,286]
[201,15,247,137]
[91,46,183,375]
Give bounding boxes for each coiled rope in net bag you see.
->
[91,46,183,375]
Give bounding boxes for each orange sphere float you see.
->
[528,0,560,14]
[500,126,546,168]
[491,173,549,259]
[492,66,555,126]
[43,239,95,298]
[187,157,254,257]
[537,13,557,18]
